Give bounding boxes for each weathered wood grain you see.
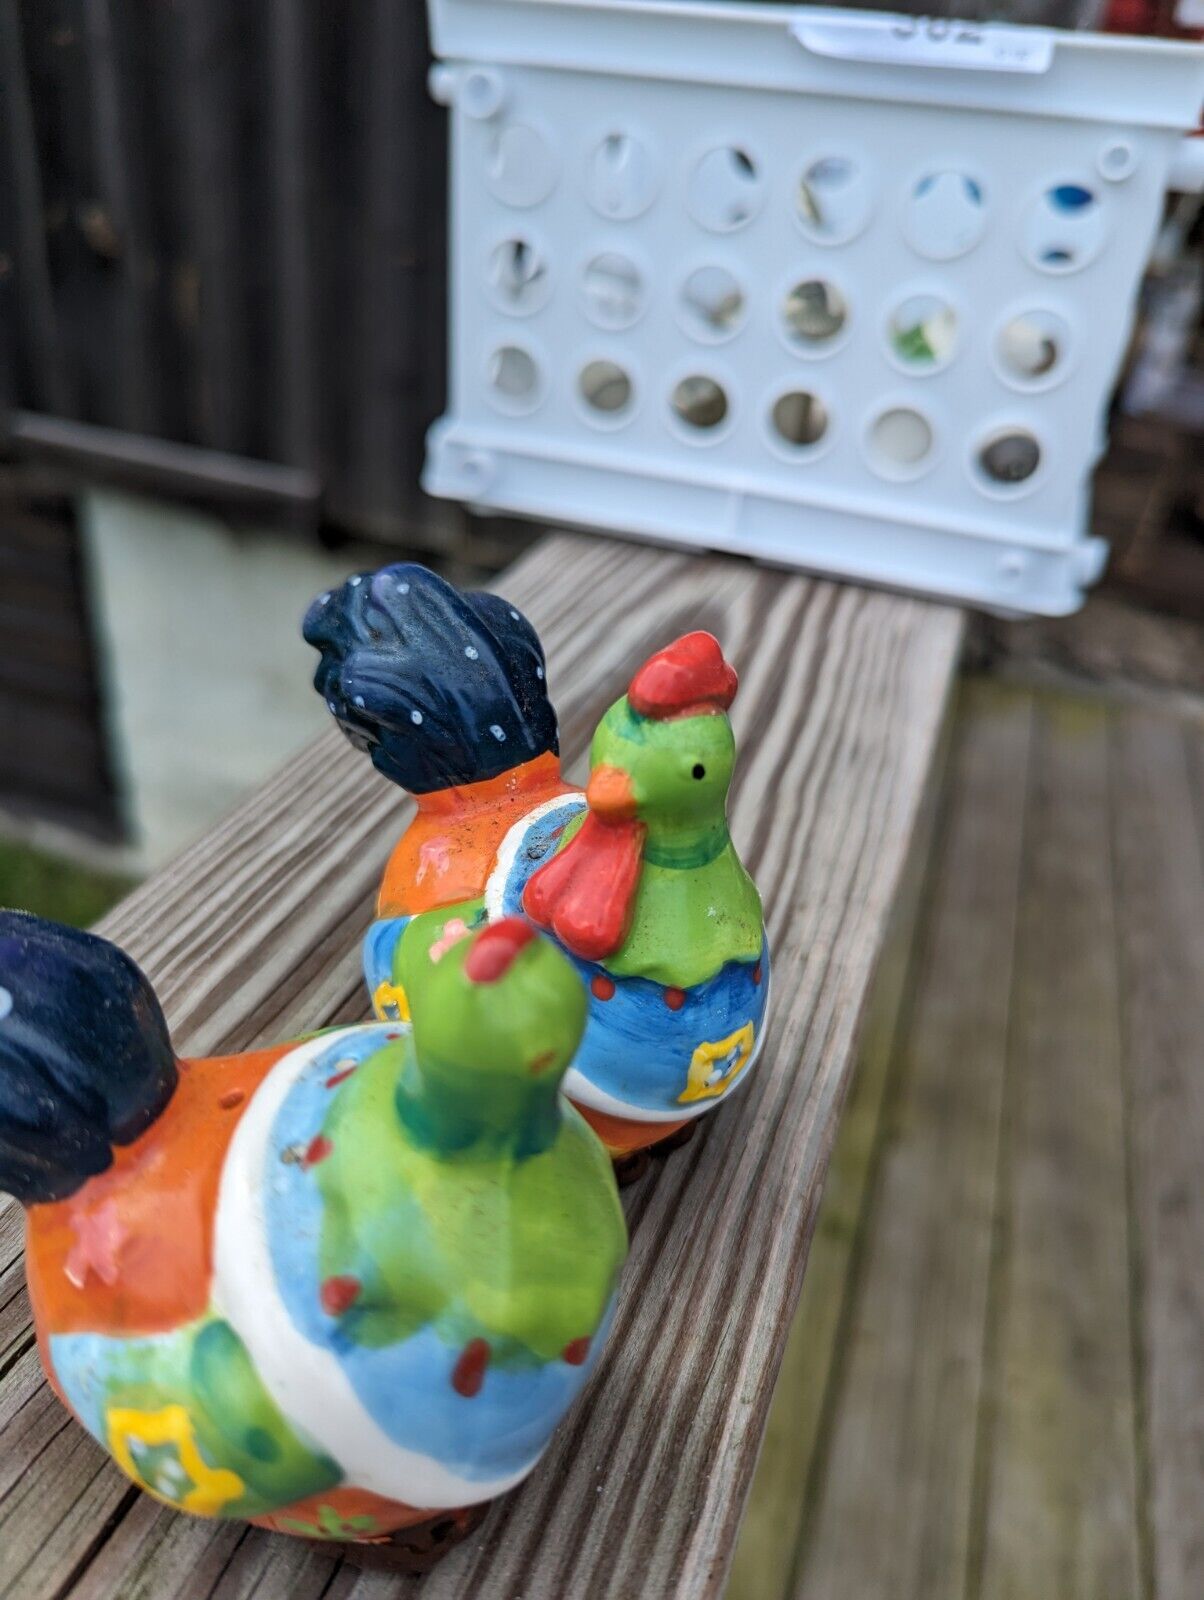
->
[732,682,1204,1600]
[787,678,1033,1600]
[0,1199,26,1373]
[724,674,953,1600]
[0,532,962,1599]
[0,1338,135,1600]
[1109,711,1204,1600]
[1188,725,1204,855]
[66,1497,245,1600]
[975,696,1142,1600]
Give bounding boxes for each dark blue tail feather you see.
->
[0,913,177,1204]
[303,563,558,795]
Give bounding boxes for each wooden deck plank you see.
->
[724,677,951,1600]
[735,682,1204,1600]
[0,532,963,1599]
[1187,726,1204,855]
[784,678,1033,1600]
[975,696,1142,1600]
[326,579,960,1600]
[66,1497,245,1600]
[0,1353,135,1600]
[1109,710,1204,1600]
[0,1198,27,1370]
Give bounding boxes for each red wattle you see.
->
[522,814,646,963]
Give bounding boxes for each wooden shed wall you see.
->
[0,0,447,542]
[0,467,121,837]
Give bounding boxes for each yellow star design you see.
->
[107,1404,245,1517]
[678,1022,756,1104]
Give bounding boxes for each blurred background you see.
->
[0,0,1200,904]
[0,0,544,905]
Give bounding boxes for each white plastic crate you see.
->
[422,0,1204,614]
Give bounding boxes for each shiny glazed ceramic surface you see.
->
[0,913,626,1540]
[305,565,770,1155]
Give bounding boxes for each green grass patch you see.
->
[0,839,133,928]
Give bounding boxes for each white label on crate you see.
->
[791,12,1056,74]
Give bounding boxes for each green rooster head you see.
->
[585,631,739,858]
[401,918,587,1157]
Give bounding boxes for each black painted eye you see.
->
[692,764,706,780]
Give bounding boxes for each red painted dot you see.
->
[663,987,686,1012]
[303,1134,333,1168]
[452,1338,491,1398]
[463,918,536,984]
[562,1337,591,1367]
[591,975,616,1001]
[319,1275,361,1316]
[218,1089,246,1111]
[753,964,762,986]
[325,1066,356,1090]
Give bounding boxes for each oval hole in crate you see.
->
[679,265,746,342]
[796,156,871,244]
[672,375,729,432]
[488,238,550,315]
[1022,184,1105,274]
[902,172,986,261]
[782,279,848,350]
[586,132,658,220]
[868,407,934,476]
[487,345,541,410]
[772,390,829,449]
[486,124,558,208]
[887,294,957,371]
[582,252,644,329]
[996,310,1069,386]
[688,147,764,234]
[579,360,633,417]
[976,429,1042,487]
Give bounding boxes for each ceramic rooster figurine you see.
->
[304,565,769,1170]
[0,911,625,1562]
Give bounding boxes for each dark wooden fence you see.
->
[0,463,121,837]
[0,0,448,541]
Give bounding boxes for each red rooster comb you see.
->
[628,632,738,721]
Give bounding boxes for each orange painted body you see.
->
[24,1044,289,1342]
[377,752,574,918]
[577,1105,690,1155]
[25,1041,446,1541]
[376,750,678,1157]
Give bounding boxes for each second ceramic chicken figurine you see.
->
[0,910,625,1566]
[304,564,770,1172]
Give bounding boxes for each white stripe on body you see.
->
[212,1027,540,1509]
